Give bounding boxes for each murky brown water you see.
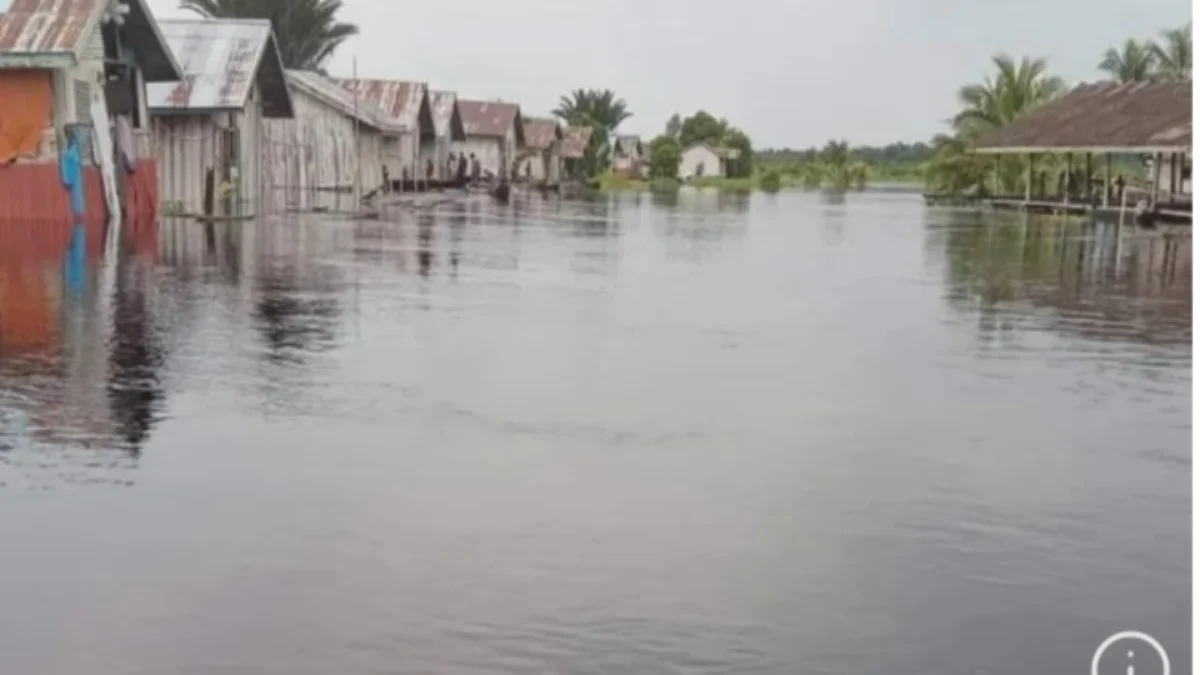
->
[0,188,1191,675]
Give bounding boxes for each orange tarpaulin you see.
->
[0,69,52,164]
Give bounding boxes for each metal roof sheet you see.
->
[522,117,561,150]
[286,69,406,133]
[457,98,522,140]
[974,81,1193,153]
[614,135,642,156]
[146,18,292,117]
[336,78,430,130]
[0,0,180,81]
[560,125,593,158]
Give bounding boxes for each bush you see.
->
[759,169,782,192]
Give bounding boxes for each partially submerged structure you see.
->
[421,90,465,181]
[519,117,563,183]
[559,125,593,180]
[264,69,406,212]
[336,78,433,185]
[0,0,181,226]
[972,80,1192,220]
[679,143,740,179]
[612,135,644,177]
[455,99,524,180]
[146,17,293,217]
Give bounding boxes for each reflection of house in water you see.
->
[107,259,165,451]
[938,217,1192,346]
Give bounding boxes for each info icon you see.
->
[1091,631,1169,675]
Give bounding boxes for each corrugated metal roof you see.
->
[286,69,406,134]
[560,125,593,159]
[146,18,292,118]
[522,117,561,150]
[336,78,430,131]
[974,81,1193,153]
[457,98,522,140]
[0,0,180,81]
[428,89,464,141]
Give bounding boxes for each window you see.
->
[74,80,92,126]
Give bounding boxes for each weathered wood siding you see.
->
[520,149,561,183]
[453,129,516,178]
[152,115,223,215]
[418,136,453,180]
[261,86,384,212]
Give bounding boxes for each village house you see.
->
[146,18,293,217]
[678,142,740,179]
[421,90,465,181]
[559,125,594,180]
[455,99,525,180]
[612,135,644,177]
[519,117,563,184]
[336,78,434,187]
[0,0,182,227]
[263,69,406,212]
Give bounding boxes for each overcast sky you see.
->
[146,0,1191,148]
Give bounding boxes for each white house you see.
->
[678,142,739,179]
[147,18,294,217]
[455,99,524,179]
[519,117,563,183]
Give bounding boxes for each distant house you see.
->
[559,125,594,180]
[520,117,563,183]
[612,135,644,176]
[0,0,182,226]
[455,99,525,179]
[678,143,740,179]
[263,69,406,212]
[336,78,434,185]
[147,18,293,217]
[421,90,466,181]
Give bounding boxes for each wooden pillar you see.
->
[1151,153,1162,208]
[1103,154,1111,207]
[1024,153,1033,203]
[1169,153,1178,198]
[1084,153,1092,204]
[1063,154,1074,204]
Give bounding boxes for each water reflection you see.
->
[106,254,166,453]
[253,263,341,365]
[933,213,1192,347]
[417,214,434,278]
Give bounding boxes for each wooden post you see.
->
[1169,153,1178,199]
[1103,154,1111,208]
[203,166,215,218]
[1084,153,1092,205]
[1063,154,1073,205]
[1025,153,1033,204]
[1151,153,1162,208]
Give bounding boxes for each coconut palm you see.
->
[953,54,1066,138]
[179,0,358,71]
[552,89,633,133]
[1152,22,1192,81]
[1098,39,1157,82]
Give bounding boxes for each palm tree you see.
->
[1098,39,1157,82]
[179,0,358,70]
[953,54,1066,138]
[552,88,633,133]
[1152,22,1192,81]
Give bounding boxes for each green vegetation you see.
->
[179,0,358,70]
[553,88,633,178]
[647,135,682,179]
[1100,22,1192,82]
[756,141,930,187]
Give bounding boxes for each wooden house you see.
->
[0,0,182,227]
[559,125,594,180]
[519,117,563,184]
[455,99,524,179]
[146,18,293,217]
[421,89,465,181]
[263,69,406,212]
[336,78,434,186]
[612,135,644,176]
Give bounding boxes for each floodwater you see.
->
[0,188,1190,675]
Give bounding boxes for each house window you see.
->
[74,80,92,126]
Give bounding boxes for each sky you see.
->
[145,0,1192,149]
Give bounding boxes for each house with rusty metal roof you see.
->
[519,117,563,184]
[454,99,525,180]
[335,78,438,185]
[146,18,293,218]
[0,0,182,226]
[972,80,1191,217]
[559,125,594,179]
[264,69,409,212]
